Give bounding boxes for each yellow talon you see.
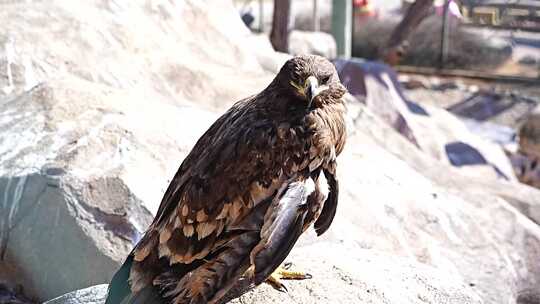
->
[265,263,312,292]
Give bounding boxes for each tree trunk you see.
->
[270,0,291,52]
[381,0,434,65]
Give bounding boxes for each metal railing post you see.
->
[332,0,352,58]
[439,0,450,69]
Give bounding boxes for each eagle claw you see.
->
[264,263,312,292]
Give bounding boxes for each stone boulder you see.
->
[288,30,337,59]
[44,284,108,304]
[0,0,275,111]
[0,79,218,301]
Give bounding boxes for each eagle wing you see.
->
[133,96,295,265]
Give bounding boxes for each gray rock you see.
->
[0,82,191,300]
[0,0,275,111]
[399,77,429,90]
[44,284,107,304]
[245,34,292,74]
[0,77,224,301]
[228,244,483,304]
[288,30,337,59]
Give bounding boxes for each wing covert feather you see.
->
[134,96,287,265]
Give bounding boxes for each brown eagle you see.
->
[105,55,347,304]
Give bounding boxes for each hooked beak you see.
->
[305,76,320,109]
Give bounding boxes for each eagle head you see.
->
[276,55,346,109]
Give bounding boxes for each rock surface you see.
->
[0,0,274,110]
[41,101,540,303]
[334,58,517,181]
[44,246,484,304]
[345,104,540,302]
[289,30,337,59]
[0,79,219,301]
[2,0,540,304]
[44,285,108,304]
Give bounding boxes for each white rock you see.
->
[289,30,337,59]
[44,284,108,304]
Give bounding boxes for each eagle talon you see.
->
[276,266,312,281]
[265,272,289,292]
[279,285,288,293]
[264,264,312,292]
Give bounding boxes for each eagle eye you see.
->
[321,75,330,84]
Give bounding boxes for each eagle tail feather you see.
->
[314,169,338,236]
[252,181,311,284]
[105,255,133,304]
[105,255,164,304]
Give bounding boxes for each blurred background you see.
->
[1,1,540,303]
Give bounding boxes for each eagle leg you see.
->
[265,263,312,292]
